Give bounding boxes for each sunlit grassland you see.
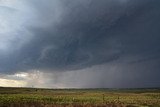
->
[0,87,160,107]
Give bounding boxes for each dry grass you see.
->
[0,87,160,107]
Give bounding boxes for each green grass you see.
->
[0,87,160,107]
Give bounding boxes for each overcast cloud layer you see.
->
[0,0,160,88]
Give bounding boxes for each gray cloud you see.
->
[0,0,160,87]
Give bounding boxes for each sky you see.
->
[0,0,160,88]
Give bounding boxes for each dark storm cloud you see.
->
[0,0,160,75]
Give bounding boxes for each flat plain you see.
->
[0,87,160,107]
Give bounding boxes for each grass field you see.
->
[0,87,160,107]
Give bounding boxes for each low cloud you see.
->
[0,0,160,88]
